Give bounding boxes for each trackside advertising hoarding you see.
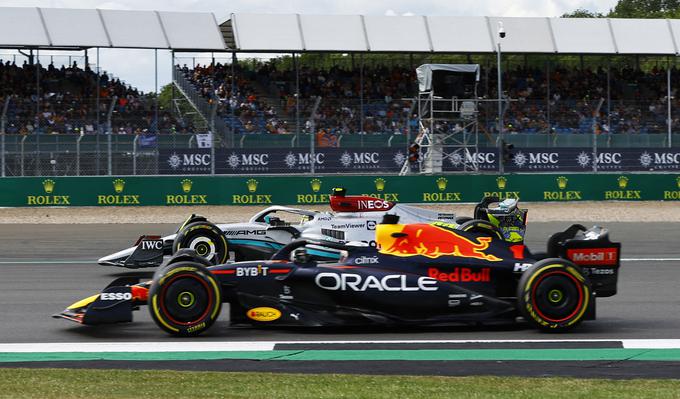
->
[159,147,680,174]
[442,148,680,172]
[1,173,679,207]
[159,148,408,174]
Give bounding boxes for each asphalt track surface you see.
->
[1,221,679,378]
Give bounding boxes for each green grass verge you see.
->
[0,368,678,399]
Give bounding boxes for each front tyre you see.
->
[148,262,222,336]
[173,221,228,265]
[517,259,591,332]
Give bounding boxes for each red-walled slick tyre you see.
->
[517,259,591,332]
[149,262,222,336]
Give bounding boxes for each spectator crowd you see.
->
[483,64,673,135]
[183,59,678,137]
[182,61,416,137]
[0,59,189,135]
[1,56,677,136]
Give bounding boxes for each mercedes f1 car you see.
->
[99,188,465,269]
[99,190,530,269]
[56,217,620,334]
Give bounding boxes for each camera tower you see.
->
[400,64,481,175]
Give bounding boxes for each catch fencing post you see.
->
[106,97,116,176]
[132,135,138,175]
[309,97,322,175]
[294,53,300,142]
[0,132,4,178]
[592,98,604,173]
[20,135,27,176]
[76,134,82,176]
[35,49,40,176]
[360,54,364,145]
[668,61,672,148]
[211,132,216,175]
[405,99,417,159]
[0,97,8,177]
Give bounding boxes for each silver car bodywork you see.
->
[98,203,457,268]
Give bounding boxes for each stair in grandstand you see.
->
[171,97,210,132]
[171,66,229,145]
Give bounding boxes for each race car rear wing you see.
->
[329,187,395,213]
[549,224,621,297]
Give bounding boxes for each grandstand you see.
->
[1,8,680,176]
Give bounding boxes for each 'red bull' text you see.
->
[428,267,491,283]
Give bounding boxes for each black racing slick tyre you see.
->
[454,216,473,224]
[458,219,504,240]
[153,249,214,282]
[173,221,228,265]
[149,261,222,336]
[517,259,591,332]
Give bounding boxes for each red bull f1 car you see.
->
[56,216,621,335]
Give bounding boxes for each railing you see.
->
[0,97,8,134]
[0,131,679,177]
[494,133,679,148]
[0,97,8,177]
[0,134,194,177]
[172,67,231,146]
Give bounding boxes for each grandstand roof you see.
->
[223,14,680,55]
[3,8,679,55]
[0,7,225,51]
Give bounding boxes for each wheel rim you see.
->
[188,236,216,261]
[159,274,212,325]
[177,291,196,308]
[548,289,563,303]
[531,270,584,323]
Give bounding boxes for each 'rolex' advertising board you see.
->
[1,173,679,207]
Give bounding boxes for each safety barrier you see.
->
[1,173,679,207]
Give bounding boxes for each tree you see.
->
[157,83,174,111]
[562,0,680,19]
[562,8,604,18]
[609,0,680,18]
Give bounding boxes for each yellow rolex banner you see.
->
[1,173,679,207]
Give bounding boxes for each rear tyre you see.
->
[455,216,473,224]
[517,259,590,332]
[148,261,222,336]
[173,221,228,265]
[154,249,214,280]
[458,219,503,240]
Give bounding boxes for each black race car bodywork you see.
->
[55,220,620,335]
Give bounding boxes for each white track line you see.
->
[0,342,276,353]
[1,339,680,353]
[621,258,680,262]
[622,340,680,349]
